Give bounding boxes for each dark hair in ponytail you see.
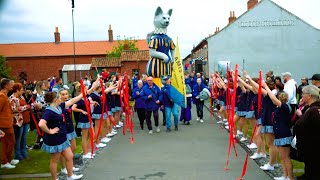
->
[44,92,58,103]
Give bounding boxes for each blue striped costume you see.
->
[147,34,175,78]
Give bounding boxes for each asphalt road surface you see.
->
[83,107,271,180]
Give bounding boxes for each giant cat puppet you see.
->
[146,7,175,84]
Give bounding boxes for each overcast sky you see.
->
[0,0,319,58]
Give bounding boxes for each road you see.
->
[83,107,271,180]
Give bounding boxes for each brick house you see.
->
[0,25,149,82]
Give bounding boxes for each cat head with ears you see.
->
[153,6,173,29]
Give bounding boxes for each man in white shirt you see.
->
[282,72,297,116]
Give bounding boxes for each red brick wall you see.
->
[6,55,148,83]
[120,61,148,76]
[6,55,104,82]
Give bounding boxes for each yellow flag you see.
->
[171,38,186,108]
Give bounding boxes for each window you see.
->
[132,69,139,76]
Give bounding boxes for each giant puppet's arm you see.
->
[170,48,175,63]
[149,49,169,63]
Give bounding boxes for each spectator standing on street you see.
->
[295,85,320,179]
[52,77,63,93]
[282,72,297,117]
[9,83,31,161]
[266,70,275,82]
[309,73,320,88]
[297,77,309,101]
[0,78,18,169]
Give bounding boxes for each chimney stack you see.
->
[54,27,60,44]
[228,11,236,24]
[214,27,220,34]
[247,0,258,10]
[123,40,129,50]
[108,24,113,42]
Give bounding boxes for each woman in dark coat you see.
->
[295,85,320,180]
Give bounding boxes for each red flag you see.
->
[79,79,95,157]
[30,97,44,137]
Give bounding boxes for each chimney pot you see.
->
[108,24,113,42]
[228,11,237,24]
[54,26,60,44]
[247,0,258,10]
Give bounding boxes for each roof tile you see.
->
[0,40,148,57]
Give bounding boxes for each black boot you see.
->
[162,120,166,126]
[185,121,190,125]
[174,125,178,131]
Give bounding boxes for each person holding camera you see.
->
[159,76,179,132]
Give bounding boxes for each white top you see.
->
[284,79,297,104]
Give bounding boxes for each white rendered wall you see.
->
[207,0,320,81]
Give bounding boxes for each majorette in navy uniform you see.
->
[273,103,293,146]
[253,94,264,125]
[217,87,225,107]
[245,91,256,119]
[63,105,77,141]
[260,95,276,134]
[236,90,248,117]
[41,103,70,153]
[76,99,91,129]
[112,89,121,112]
[90,91,108,120]
[107,91,115,116]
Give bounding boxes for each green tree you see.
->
[107,39,139,58]
[0,56,12,79]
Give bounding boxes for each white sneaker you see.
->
[101,137,111,143]
[149,130,153,134]
[96,143,107,148]
[61,168,68,175]
[274,176,287,180]
[223,118,227,122]
[10,159,19,165]
[224,122,228,126]
[110,131,118,135]
[106,133,114,137]
[67,174,83,180]
[273,163,280,168]
[250,153,262,159]
[119,121,123,126]
[196,117,200,121]
[156,127,160,133]
[116,125,122,128]
[213,108,218,111]
[225,126,229,130]
[260,163,274,171]
[237,130,243,135]
[217,120,223,124]
[82,153,93,159]
[1,162,15,169]
[73,167,79,172]
[200,119,204,123]
[240,137,247,142]
[87,152,95,157]
[247,143,257,149]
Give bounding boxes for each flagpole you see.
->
[71,0,76,81]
